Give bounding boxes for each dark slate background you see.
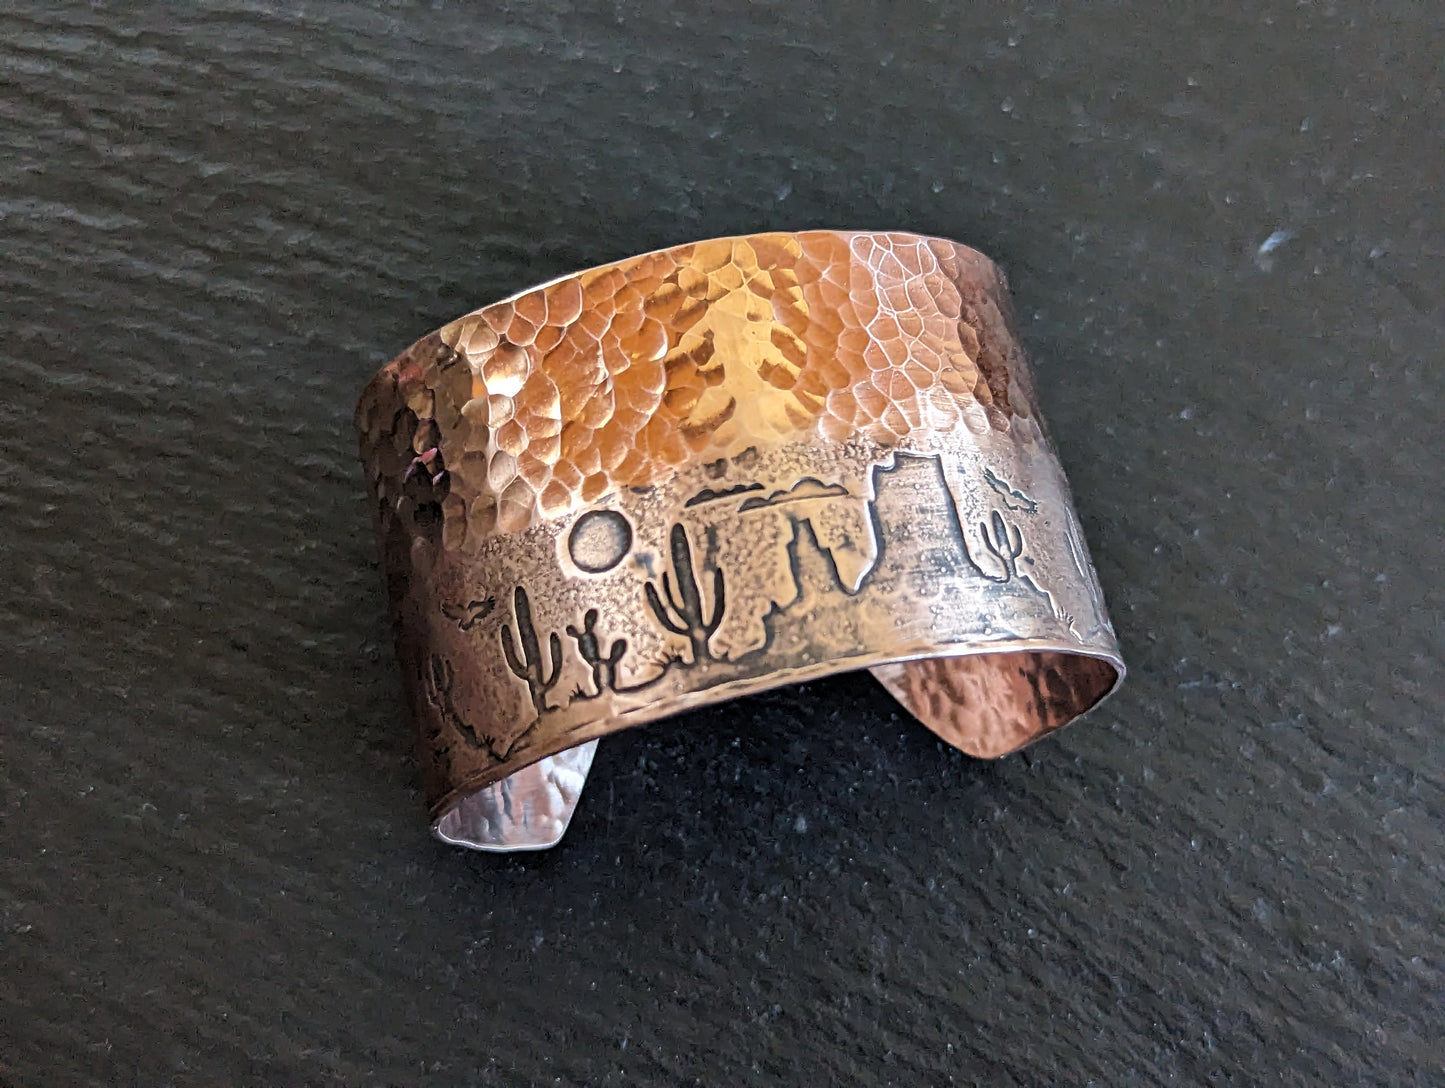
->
[2,3,1442,1085]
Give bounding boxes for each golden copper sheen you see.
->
[356,231,1124,850]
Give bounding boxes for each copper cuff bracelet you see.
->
[355,231,1124,851]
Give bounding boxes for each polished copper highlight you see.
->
[356,231,1123,850]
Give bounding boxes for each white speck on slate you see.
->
[1258,230,1293,256]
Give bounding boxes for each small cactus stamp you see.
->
[566,609,628,697]
[980,510,1025,582]
[644,523,725,664]
[499,586,563,716]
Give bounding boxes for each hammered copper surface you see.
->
[872,651,1122,758]
[361,233,1032,540]
[356,231,1123,835]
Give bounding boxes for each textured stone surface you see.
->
[2,3,1443,1086]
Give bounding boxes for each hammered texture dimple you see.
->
[357,232,1034,545]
